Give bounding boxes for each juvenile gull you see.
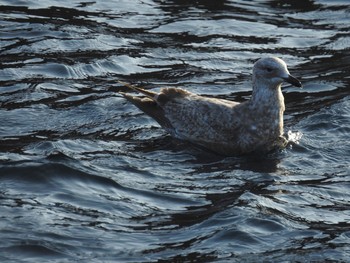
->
[119,57,301,155]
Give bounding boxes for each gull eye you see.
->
[265,67,273,72]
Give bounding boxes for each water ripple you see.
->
[1,0,350,262]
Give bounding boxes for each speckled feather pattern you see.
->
[120,57,301,155]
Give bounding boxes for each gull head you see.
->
[253,57,302,89]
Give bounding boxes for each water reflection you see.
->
[269,0,320,11]
[154,0,229,12]
[1,0,350,262]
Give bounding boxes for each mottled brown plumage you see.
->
[119,57,301,155]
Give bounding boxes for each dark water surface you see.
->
[1,0,349,262]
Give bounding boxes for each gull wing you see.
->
[119,82,246,154]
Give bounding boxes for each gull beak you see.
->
[284,74,302,88]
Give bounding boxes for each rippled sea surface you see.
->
[1,0,349,262]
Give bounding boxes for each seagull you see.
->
[119,57,301,155]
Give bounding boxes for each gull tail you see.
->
[118,81,173,130]
[118,81,157,100]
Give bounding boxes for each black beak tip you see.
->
[284,74,302,88]
[294,80,302,88]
